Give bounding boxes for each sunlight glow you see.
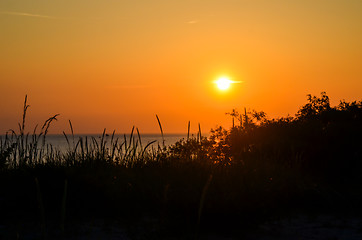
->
[215,77,233,91]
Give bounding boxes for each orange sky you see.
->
[1,0,361,134]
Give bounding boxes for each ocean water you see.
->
[8,133,187,152]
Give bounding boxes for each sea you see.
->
[0,133,189,153]
[55,133,186,150]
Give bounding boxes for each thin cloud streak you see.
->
[109,85,150,89]
[187,20,199,24]
[0,11,56,19]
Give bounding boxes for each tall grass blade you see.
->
[21,95,29,136]
[198,123,202,143]
[136,127,143,150]
[62,131,70,149]
[141,140,157,157]
[68,120,75,148]
[187,121,190,141]
[156,114,165,147]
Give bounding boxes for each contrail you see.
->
[0,11,56,19]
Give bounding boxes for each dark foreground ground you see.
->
[1,164,362,240]
[2,214,362,239]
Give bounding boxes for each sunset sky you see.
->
[1,0,361,134]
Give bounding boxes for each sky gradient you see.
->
[1,0,361,134]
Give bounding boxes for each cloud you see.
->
[0,11,56,19]
[187,20,199,24]
[109,84,149,90]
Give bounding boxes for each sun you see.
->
[215,77,233,90]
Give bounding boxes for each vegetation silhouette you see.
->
[0,92,361,239]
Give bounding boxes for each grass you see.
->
[0,93,362,239]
